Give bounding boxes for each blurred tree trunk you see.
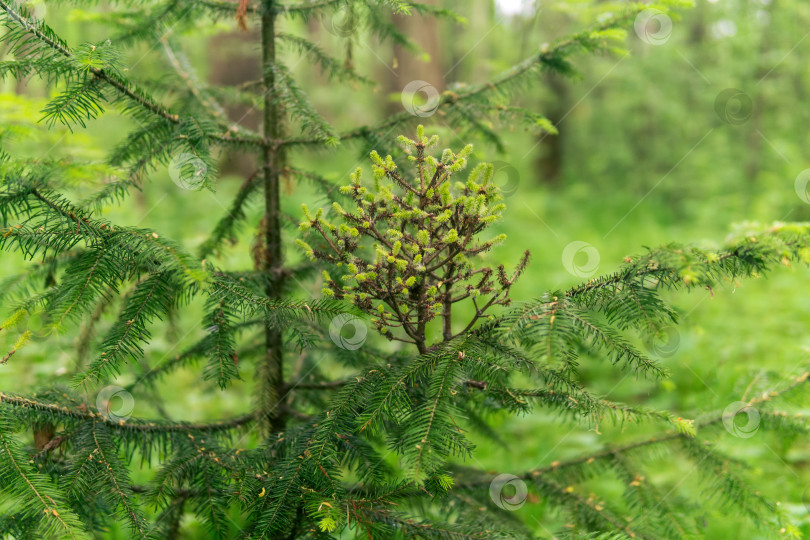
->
[532,4,570,186]
[305,16,330,87]
[445,0,492,83]
[384,0,445,116]
[689,0,707,44]
[744,0,776,187]
[208,30,262,178]
[534,73,568,185]
[14,75,28,95]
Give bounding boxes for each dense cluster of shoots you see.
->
[298,127,530,353]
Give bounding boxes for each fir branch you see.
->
[159,36,228,122]
[0,418,90,539]
[278,32,374,85]
[86,422,150,537]
[126,319,262,390]
[457,371,810,489]
[266,61,339,145]
[74,270,182,386]
[0,391,256,433]
[209,271,347,322]
[202,297,241,388]
[0,0,262,146]
[0,0,179,122]
[198,171,261,259]
[277,4,664,148]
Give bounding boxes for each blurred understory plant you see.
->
[1,0,809,538]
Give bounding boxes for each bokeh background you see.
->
[2,0,810,537]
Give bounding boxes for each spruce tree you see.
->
[0,0,808,538]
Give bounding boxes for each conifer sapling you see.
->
[297,126,530,354]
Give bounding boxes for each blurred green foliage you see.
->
[2,0,810,537]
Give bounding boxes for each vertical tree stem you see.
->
[258,0,286,434]
[441,275,453,342]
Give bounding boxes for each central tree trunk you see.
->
[258,0,286,434]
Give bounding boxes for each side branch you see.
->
[457,371,810,487]
[0,392,255,433]
[277,8,645,148]
[0,1,263,144]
